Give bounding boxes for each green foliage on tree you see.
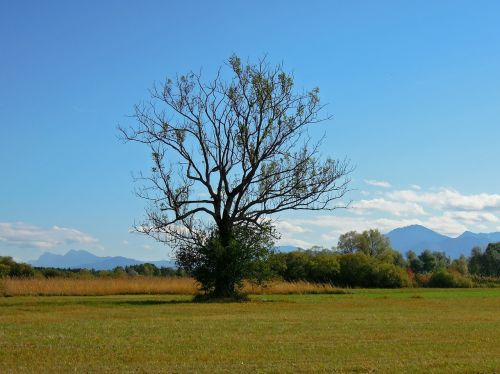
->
[271,250,340,284]
[179,225,275,297]
[450,255,469,275]
[337,253,410,288]
[428,269,473,288]
[0,256,35,278]
[468,243,500,276]
[336,229,404,266]
[406,249,450,273]
[270,249,410,288]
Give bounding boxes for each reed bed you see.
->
[0,277,199,297]
[245,280,348,295]
[0,277,347,297]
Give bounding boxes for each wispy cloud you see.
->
[275,220,308,234]
[365,179,392,188]
[386,188,500,211]
[352,198,426,216]
[0,222,98,250]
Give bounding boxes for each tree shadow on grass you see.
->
[109,299,194,306]
[108,295,253,306]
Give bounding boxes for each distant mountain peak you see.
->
[458,231,475,238]
[386,225,500,258]
[66,249,88,254]
[393,224,437,233]
[29,250,175,270]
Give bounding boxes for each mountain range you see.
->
[30,247,297,270]
[27,225,500,268]
[29,250,176,270]
[386,225,500,258]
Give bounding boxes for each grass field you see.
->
[1,289,499,373]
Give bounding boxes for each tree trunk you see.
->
[213,220,237,298]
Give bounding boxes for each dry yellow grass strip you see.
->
[0,277,199,296]
[244,280,346,295]
[0,277,346,296]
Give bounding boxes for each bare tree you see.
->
[120,55,351,297]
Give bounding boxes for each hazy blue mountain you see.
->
[32,250,99,268]
[275,245,298,253]
[29,249,176,270]
[387,225,449,253]
[386,225,500,258]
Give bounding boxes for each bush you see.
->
[270,250,340,284]
[469,275,500,288]
[338,253,374,287]
[338,254,412,288]
[272,251,411,288]
[373,263,412,288]
[39,268,64,278]
[9,263,35,278]
[428,269,473,288]
[178,225,275,297]
[308,252,340,283]
[0,264,10,278]
[280,251,310,281]
[414,272,432,287]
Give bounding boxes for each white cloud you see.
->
[444,211,498,224]
[352,198,426,216]
[410,184,421,190]
[476,224,489,231]
[275,220,313,248]
[278,237,314,248]
[275,220,308,234]
[0,222,98,250]
[386,188,500,211]
[422,216,467,237]
[365,179,391,188]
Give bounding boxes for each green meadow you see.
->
[1,289,499,373]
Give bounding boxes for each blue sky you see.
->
[1,0,500,261]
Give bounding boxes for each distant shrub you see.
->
[373,263,412,288]
[414,272,432,287]
[8,263,35,278]
[270,250,340,284]
[450,256,468,275]
[277,251,310,281]
[405,267,417,286]
[338,253,373,287]
[40,268,64,278]
[272,250,411,288]
[428,269,473,288]
[338,254,411,288]
[308,252,340,283]
[468,243,500,277]
[0,264,10,278]
[468,275,500,288]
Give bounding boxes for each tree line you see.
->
[272,230,500,288]
[0,258,184,279]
